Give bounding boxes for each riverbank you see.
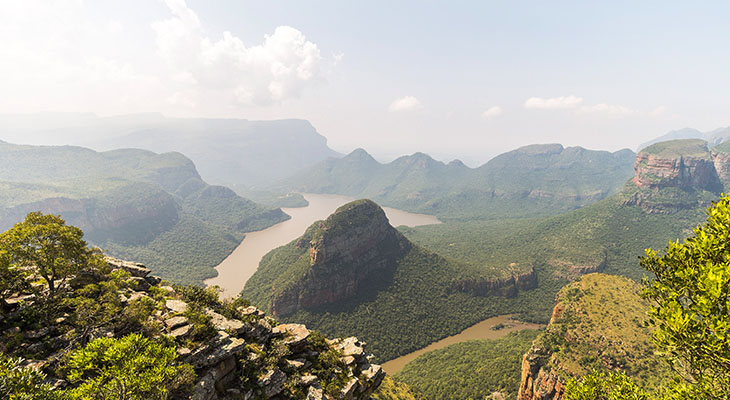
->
[381,314,544,375]
[205,193,440,297]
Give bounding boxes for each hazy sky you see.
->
[2,0,729,163]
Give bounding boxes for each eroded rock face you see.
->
[272,200,411,316]
[450,265,538,297]
[632,152,722,192]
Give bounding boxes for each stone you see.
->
[206,309,245,334]
[129,277,150,291]
[128,292,149,303]
[239,305,265,317]
[170,324,191,339]
[165,316,188,330]
[106,256,150,277]
[300,374,319,386]
[257,369,287,398]
[285,358,308,370]
[166,299,188,313]
[185,332,246,369]
[332,337,364,357]
[272,323,310,349]
[306,385,324,400]
[244,319,272,342]
[340,377,359,400]
[144,275,162,286]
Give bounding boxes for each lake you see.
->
[381,314,545,375]
[204,193,441,297]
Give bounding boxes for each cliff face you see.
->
[631,152,721,191]
[449,265,538,297]
[272,200,411,316]
[0,189,180,245]
[516,274,669,400]
[623,139,727,213]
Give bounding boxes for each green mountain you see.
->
[241,199,544,361]
[278,144,635,220]
[0,113,342,190]
[0,141,288,284]
[248,140,724,363]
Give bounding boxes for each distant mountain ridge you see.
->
[637,125,730,151]
[279,144,635,220]
[0,140,288,284]
[0,113,342,189]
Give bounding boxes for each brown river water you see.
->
[204,193,441,297]
[381,315,545,375]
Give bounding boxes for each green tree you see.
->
[0,212,103,299]
[640,195,730,396]
[0,249,27,310]
[64,333,195,400]
[0,352,59,400]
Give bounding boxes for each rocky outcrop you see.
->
[632,150,721,192]
[4,257,384,400]
[449,265,538,297]
[623,139,727,213]
[271,200,411,316]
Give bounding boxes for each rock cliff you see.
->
[449,264,538,297]
[2,257,385,400]
[623,139,727,213]
[516,274,669,400]
[271,200,411,316]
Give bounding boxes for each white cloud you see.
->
[482,106,503,120]
[152,0,324,107]
[579,103,634,115]
[389,96,423,112]
[524,95,584,109]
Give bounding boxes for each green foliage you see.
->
[64,333,195,400]
[640,139,711,159]
[0,212,104,299]
[0,353,59,400]
[640,194,730,395]
[395,330,541,400]
[567,371,651,400]
[372,376,423,400]
[63,270,129,343]
[0,248,27,307]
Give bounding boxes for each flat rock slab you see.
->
[272,324,310,348]
[166,299,188,313]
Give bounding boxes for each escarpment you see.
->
[623,139,729,213]
[270,200,411,316]
[2,256,384,400]
[517,274,669,400]
[450,264,538,297]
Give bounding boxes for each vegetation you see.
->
[0,141,288,285]
[640,139,711,159]
[63,334,195,400]
[394,330,541,400]
[0,212,104,299]
[0,353,59,400]
[372,376,423,400]
[566,195,730,399]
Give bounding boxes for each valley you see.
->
[205,193,441,297]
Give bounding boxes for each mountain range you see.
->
[277,144,636,220]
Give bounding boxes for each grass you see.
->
[640,139,711,159]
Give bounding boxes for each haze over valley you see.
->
[1,1,729,399]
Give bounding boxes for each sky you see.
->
[1,0,729,164]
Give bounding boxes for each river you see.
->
[204,193,441,297]
[381,315,545,375]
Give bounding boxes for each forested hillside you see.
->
[0,141,287,284]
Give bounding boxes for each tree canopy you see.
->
[0,212,102,299]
